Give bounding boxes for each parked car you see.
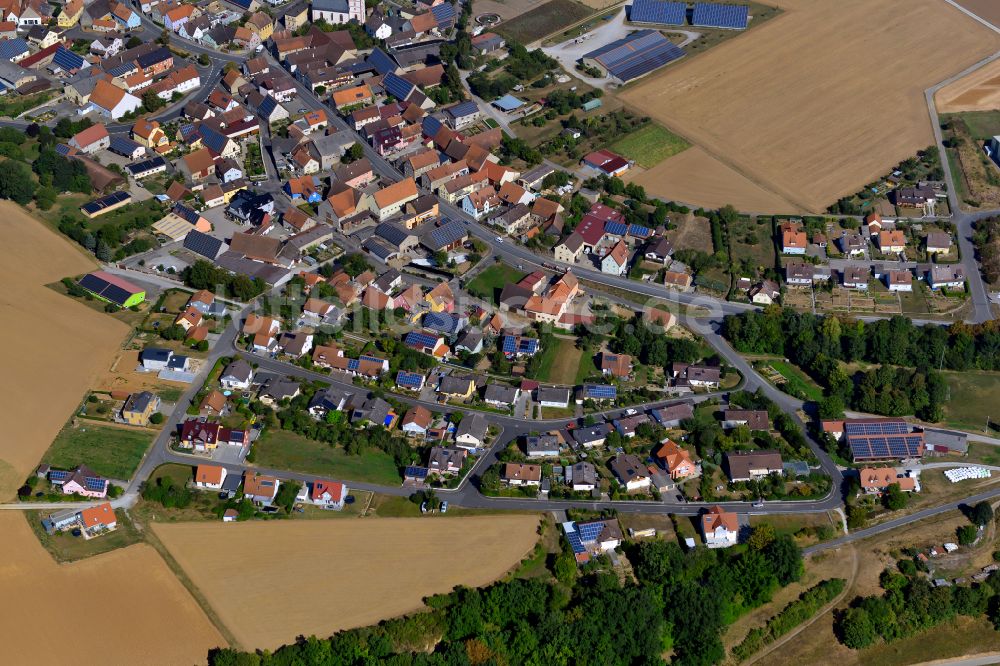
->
[440,501,448,513]
[420,502,427,514]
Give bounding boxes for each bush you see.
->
[958,524,978,546]
[149,412,165,425]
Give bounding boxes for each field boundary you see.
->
[144,521,240,649]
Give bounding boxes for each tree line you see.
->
[723,309,972,421]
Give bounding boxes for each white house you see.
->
[194,464,227,490]
[86,79,142,120]
[220,359,254,390]
[311,0,364,24]
[701,506,738,548]
[601,241,629,276]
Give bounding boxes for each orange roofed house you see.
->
[194,464,228,489]
[781,223,807,255]
[79,503,118,538]
[655,440,697,480]
[701,505,738,548]
[243,472,280,505]
[372,177,418,221]
[859,467,918,495]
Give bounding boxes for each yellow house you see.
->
[222,181,248,203]
[58,0,84,27]
[132,119,169,149]
[283,5,308,30]
[247,12,273,40]
[121,391,160,426]
[437,375,475,400]
[425,282,454,313]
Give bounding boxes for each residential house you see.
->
[886,269,913,292]
[701,506,738,548]
[49,465,108,498]
[502,462,541,487]
[86,79,142,120]
[220,359,254,390]
[428,446,467,477]
[484,383,520,408]
[721,410,769,431]
[926,232,952,255]
[651,401,693,427]
[781,225,807,254]
[655,440,696,479]
[537,386,571,409]
[572,424,609,449]
[610,454,651,491]
[877,230,906,254]
[599,352,632,378]
[372,177,419,221]
[455,413,488,448]
[121,390,160,426]
[859,467,918,494]
[725,450,783,482]
[567,461,598,492]
[243,472,280,505]
[311,0,364,24]
[195,464,227,489]
[928,264,965,290]
[561,519,623,563]
[525,434,561,458]
[401,405,432,437]
[79,503,117,537]
[305,480,347,509]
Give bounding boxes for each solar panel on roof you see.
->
[431,2,455,24]
[519,338,539,354]
[384,72,415,101]
[629,0,687,25]
[397,371,424,388]
[84,477,106,491]
[605,221,627,236]
[49,470,69,482]
[107,62,134,77]
[586,384,617,399]
[502,336,517,353]
[81,191,130,215]
[359,354,384,364]
[691,2,749,29]
[422,115,442,137]
[109,136,143,157]
[406,331,439,349]
[347,359,360,371]
[127,156,166,177]
[578,521,605,542]
[53,46,86,72]
[629,224,652,237]
[368,47,397,75]
[585,29,685,82]
[55,143,72,156]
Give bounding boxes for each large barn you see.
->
[581,30,685,84]
[77,271,146,308]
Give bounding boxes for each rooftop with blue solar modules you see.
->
[629,0,687,25]
[383,72,416,101]
[405,330,441,350]
[691,2,749,29]
[583,29,685,83]
[584,384,617,399]
[396,371,425,388]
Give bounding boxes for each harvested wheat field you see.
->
[937,57,1000,113]
[0,202,127,497]
[957,0,1000,28]
[0,513,223,664]
[619,0,1000,213]
[627,146,802,213]
[154,515,542,650]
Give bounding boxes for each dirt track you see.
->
[0,202,127,497]
[619,0,1000,213]
[153,515,542,650]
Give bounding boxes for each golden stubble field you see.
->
[0,203,225,664]
[153,515,542,650]
[619,0,1000,213]
[0,514,224,664]
[0,202,127,496]
[937,57,1000,113]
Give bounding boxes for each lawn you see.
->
[610,123,689,169]
[535,337,582,384]
[941,370,1000,432]
[497,0,594,44]
[27,510,143,563]
[950,110,1000,141]
[575,349,600,383]
[43,422,154,480]
[769,360,823,402]
[254,429,402,485]
[466,263,526,304]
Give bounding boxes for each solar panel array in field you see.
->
[691,2,749,29]
[629,0,687,25]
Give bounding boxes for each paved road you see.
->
[804,483,1000,555]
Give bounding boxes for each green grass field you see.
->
[534,337,582,384]
[610,123,689,169]
[254,429,402,485]
[949,111,1000,141]
[466,264,526,304]
[575,349,600,384]
[941,370,1000,432]
[769,361,823,402]
[43,423,154,480]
